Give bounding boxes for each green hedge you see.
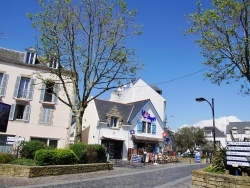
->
[20,140,47,159]
[35,148,78,166]
[69,142,87,164]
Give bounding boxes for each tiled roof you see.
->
[226,122,250,134]
[204,126,226,137]
[94,99,149,124]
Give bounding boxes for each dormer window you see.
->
[48,57,58,69]
[110,117,118,127]
[245,127,250,135]
[24,48,37,65]
[232,127,238,134]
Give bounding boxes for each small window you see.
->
[245,127,250,135]
[44,82,55,102]
[232,127,238,134]
[15,104,25,120]
[110,117,118,127]
[204,131,212,137]
[48,58,58,69]
[147,122,151,133]
[40,82,59,104]
[25,51,36,64]
[142,121,146,133]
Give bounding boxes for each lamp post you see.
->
[195,97,216,152]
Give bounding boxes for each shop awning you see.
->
[131,135,164,142]
[101,135,125,141]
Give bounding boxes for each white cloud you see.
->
[179,116,242,134]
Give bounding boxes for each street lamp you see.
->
[195,97,216,152]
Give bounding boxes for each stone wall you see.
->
[0,163,113,178]
[192,169,250,188]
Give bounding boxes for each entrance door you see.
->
[102,140,123,159]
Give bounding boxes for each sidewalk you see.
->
[0,162,199,188]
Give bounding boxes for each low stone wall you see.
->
[0,163,113,178]
[192,169,250,188]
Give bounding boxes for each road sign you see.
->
[130,130,135,135]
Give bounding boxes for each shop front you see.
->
[101,136,124,159]
[128,135,164,162]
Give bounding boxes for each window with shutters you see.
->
[40,82,59,104]
[41,106,52,124]
[0,73,8,97]
[48,57,58,69]
[13,76,35,101]
[8,103,31,122]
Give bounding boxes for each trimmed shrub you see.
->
[93,144,106,163]
[35,148,78,166]
[54,149,78,165]
[10,158,37,166]
[35,149,56,166]
[85,145,98,163]
[69,142,87,164]
[0,152,15,164]
[20,140,46,159]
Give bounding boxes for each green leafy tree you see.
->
[28,0,142,142]
[175,126,207,152]
[186,0,250,94]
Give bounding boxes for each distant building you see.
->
[204,126,226,147]
[226,122,250,142]
[0,47,73,151]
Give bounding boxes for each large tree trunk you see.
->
[74,109,84,143]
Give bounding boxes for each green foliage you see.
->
[20,140,47,159]
[85,145,98,163]
[92,144,106,163]
[204,147,226,174]
[186,0,250,94]
[175,126,207,152]
[10,158,37,166]
[35,149,56,166]
[0,152,15,164]
[69,142,87,164]
[35,148,78,166]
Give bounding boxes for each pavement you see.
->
[0,161,203,188]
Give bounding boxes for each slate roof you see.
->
[94,99,149,124]
[226,122,250,134]
[150,85,162,95]
[0,47,41,66]
[204,126,226,137]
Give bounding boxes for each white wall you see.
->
[110,79,166,123]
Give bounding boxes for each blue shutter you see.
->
[152,123,156,134]
[52,83,59,104]
[39,82,46,102]
[13,76,21,98]
[9,104,16,120]
[0,74,9,97]
[137,120,142,133]
[28,79,35,100]
[24,105,31,122]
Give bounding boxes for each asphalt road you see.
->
[1,162,207,188]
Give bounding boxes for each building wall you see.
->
[110,79,166,123]
[0,57,72,148]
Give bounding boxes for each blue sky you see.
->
[1,0,249,130]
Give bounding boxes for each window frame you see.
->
[9,103,31,122]
[41,106,52,124]
[110,116,118,128]
[24,51,36,64]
